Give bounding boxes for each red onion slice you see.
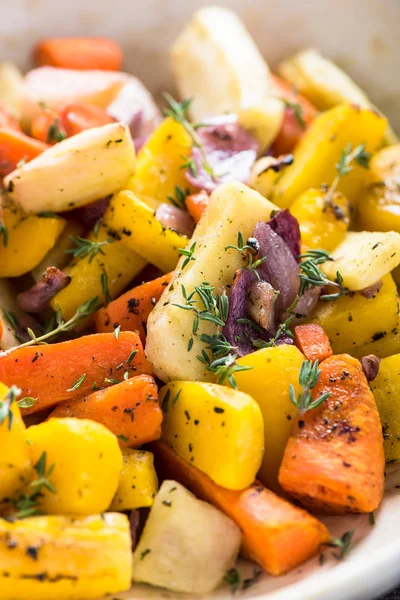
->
[155,203,195,238]
[17,267,71,313]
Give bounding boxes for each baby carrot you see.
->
[186,191,209,223]
[294,324,333,363]
[0,129,48,177]
[33,38,123,71]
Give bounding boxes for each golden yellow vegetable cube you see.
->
[371,354,400,462]
[105,190,188,272]
[127,117,194,203]
[357,144,400,233]
[271,104,386,208]
[0,382,31,504]
[27,418,123,515]
[0,513,132,600]
[307,273,398,357]
[50,219,145,320]
[110,449,158,511]
[233,345,304,491]
[159,381,264,490]
[0,207,66,277]
[290,188,352,252]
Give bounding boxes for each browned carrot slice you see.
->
[0,332,151,414]
[279,354,385,514]
[186,190,209,223]
[294,324,333,363]
[0,129,48,177]
[151,440,330,576]
[33,38,123,71]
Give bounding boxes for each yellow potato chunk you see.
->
[321,230,400,291]
[290,188,352,252]
[159,381,264,490]
[0,207,66,278]
[0,382,31,504]
[308,274,398,357]
[371,354,400,462]
[233,345,305,491]
[110,449,158,511]
[27,418,123,515]
[105,190,187,272]
[0,513,131,600]
[270,104,386,208]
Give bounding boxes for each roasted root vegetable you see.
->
[0,279,28,350]
[279,354,385,514]
[110,449,159,510]
[0,62,24,119]
[34,37,123,71]
[0,381,31,504]
[94,272,172,343]
[170,6,270,121]
[321,230,400,291]
[0,331,151,414]
[294,324,333,363]
[152,441,330,575]
[146,181,276,382]
[308,274,398,357]
[159,381,264,490]
[50,219,146,321]
[0,128,48,178]
[132,479,241,593]
[269,104,387,208]
[357,144,400,233]
[186,190,209,223]
[232,345,305,491]
[105,191,187,272]
[0,513,132,599]
[290,188,352,252]
[49,375,162,448]
[4,122,135,214]
[371,354,400,462]
[27,417,123,514]
[0,207,66,278]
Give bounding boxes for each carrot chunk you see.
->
[294,324,333,363]
[33,38,123,71]
[0,332,151,414]
[94,273,172,343]
[49,374,162,448]
[0,129,48,177]
[279,354,385,514]
[186,190,209,223]
[152,441,330,576]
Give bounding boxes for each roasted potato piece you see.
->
[371,354,400,462]
[0,62,24,118]
[132,480,241,593]
[110,449,158,510]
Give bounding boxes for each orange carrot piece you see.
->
[94,273,172,343]
[30,107,66,144]
[33,38,123,71]
[186,190,209,223]
[270,74,318,155]
[49,374,162,448]
[152,440,330,576]
[0,129,48,177]
[0,319,3,341]
[60,103,114,137]
[0,332,151,415]
[294,324,333,363]
[279,354,385,514]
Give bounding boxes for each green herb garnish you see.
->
[65,235,115,264]
[290,359,331,416]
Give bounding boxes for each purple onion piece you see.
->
[267,209,301,260]
[155,203,195,238]
[361,355,381,382]
[253,221,300,316]
[285,285,321,323]
[71,197,111,230]
[129,510,140,551]
[185,121,258,193]
[360,280,383,299]
[17,267,71,313]
[276,333,294,346]
[246,280,276,332]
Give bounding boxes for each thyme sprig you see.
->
[0,385,21,430]
[1,297,100,356]
[290,359,331,416]
[65,235,115,263]
[252,294,298,349]
[179,241,197,269]
[162,93,217,180]
[325,143,370,208]
[280,98,306,129]
[11,451,56,519]
[320,530,355,560]
[298,249,347,301]
[167,185,190,209]
[226,232,266,280]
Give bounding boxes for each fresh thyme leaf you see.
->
[67,373,86,392]
[324,142,371,209]
[289,359,331,416]
[321,530,355,560]
[172,389,182,406]
[11,451,56,518]
[0,385,21,430]
[179,241,197,269]
[162,389,171,414]
[127,350,138,364]
[179,155,198,176]
[101,270,111,304]
[224,567,241,593]
[0,221,8,247]
[225,231,265,279]
[37,211,60,218]
[167,185,190,209]
[369,512,376,526]
[117,434,129,443]
[114,323,121,340]
[47,120,67,143]
[17,397,37,409]
[281,98,306,129]
[65,235,115,264]
[104,377,121,385]
[298,249,347,300]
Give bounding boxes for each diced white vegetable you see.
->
[146,181,277,382]
[238,96,285,153]
[4,122,135,214]
[322,230,400,291]
[170,6,270,121]
[0,62,24,118]
[0,279,23,350]
[132,480,241,593]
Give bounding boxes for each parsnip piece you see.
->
[146,182,277,382]
[0,62,24,118]
[4,122,135,214]
[0,279,27,350]
[170,6,270,121]
[132,480,241,593]
[238,95,285,152]
[322,231,400,291]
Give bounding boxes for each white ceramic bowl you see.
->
[2,1,400,598]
